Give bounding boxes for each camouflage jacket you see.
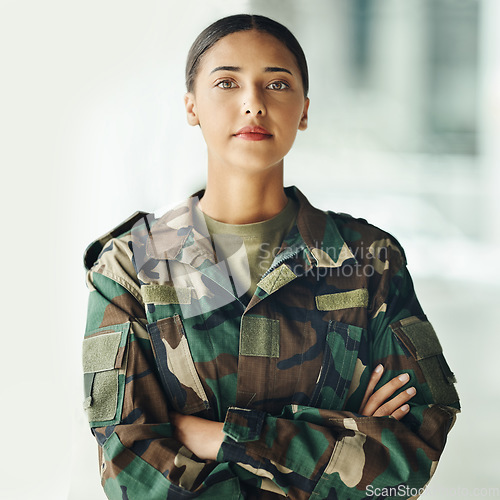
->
[82,186,460,499]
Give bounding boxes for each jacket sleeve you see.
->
[82,238,235,499]
[216,259,460,499]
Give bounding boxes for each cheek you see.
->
[278,100,304,125]
[279,112,303,137]
[201,100,236,128]
[199,115,233,146]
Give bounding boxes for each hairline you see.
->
[187,23,309,98]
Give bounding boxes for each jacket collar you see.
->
[145,186,357,269]
[291,186,358,268]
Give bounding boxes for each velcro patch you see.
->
[391,316,459,405]
[142,284,192,305]
[82,322,130,426]
[257,264,296,295]
[83,332,122,373]
[87,370,119,422]
[240,316,280,358]
[316,289,369,311]
[392,316,442,360]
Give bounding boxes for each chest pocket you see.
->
[147,315,210,414]
[309,320,364,410]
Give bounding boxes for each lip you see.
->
[234,125,273,141]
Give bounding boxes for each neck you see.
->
[200,160,287,224]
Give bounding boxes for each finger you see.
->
[390,404,411,421]
[373,387,417,417]
[359,364,384,413]
[361,372,411,416]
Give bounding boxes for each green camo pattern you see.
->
[83,186,460,499]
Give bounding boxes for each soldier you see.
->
[83,14,460,499]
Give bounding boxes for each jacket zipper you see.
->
[260,246,305,279]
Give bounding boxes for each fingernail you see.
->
[401,404,409,412]
[399,373,410,383]
[406,387,416,396]
[375,364,383,373]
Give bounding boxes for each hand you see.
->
[359,364,416,420]
[170,411,224,461]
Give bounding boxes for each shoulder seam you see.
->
[325,210,408,264]
[91,267,144,306]
[84,211,149,270]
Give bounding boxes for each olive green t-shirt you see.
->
[198,197,299,301]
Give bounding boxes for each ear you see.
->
[298,97,310,131]
[184,92,200,126]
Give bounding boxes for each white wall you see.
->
[0,2,249,498]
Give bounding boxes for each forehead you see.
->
[199,30,299,74]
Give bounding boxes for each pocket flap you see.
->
[390,316,442,360]
[82,323,130,373]
[310,320,364,410]
[82,322,130,426]
[391,315,459,405]
[148,315,209,414]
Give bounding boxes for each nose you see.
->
[242,88,266,116]
[244,105,264,116]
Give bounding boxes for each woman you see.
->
[82,14,460,499]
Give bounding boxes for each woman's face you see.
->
[184,29,309,174]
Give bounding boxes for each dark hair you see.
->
[185,14,309,97]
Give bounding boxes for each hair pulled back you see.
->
[185,14,309,97]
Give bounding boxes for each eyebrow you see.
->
[209,65,293,76]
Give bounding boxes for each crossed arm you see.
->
[171,364,416,461]
[85,240,459,498]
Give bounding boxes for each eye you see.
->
[216,80,237,89]
[267,81,289,91]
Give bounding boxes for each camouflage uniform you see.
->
[83,186,460,499]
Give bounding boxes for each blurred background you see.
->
[1,0,498,498]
